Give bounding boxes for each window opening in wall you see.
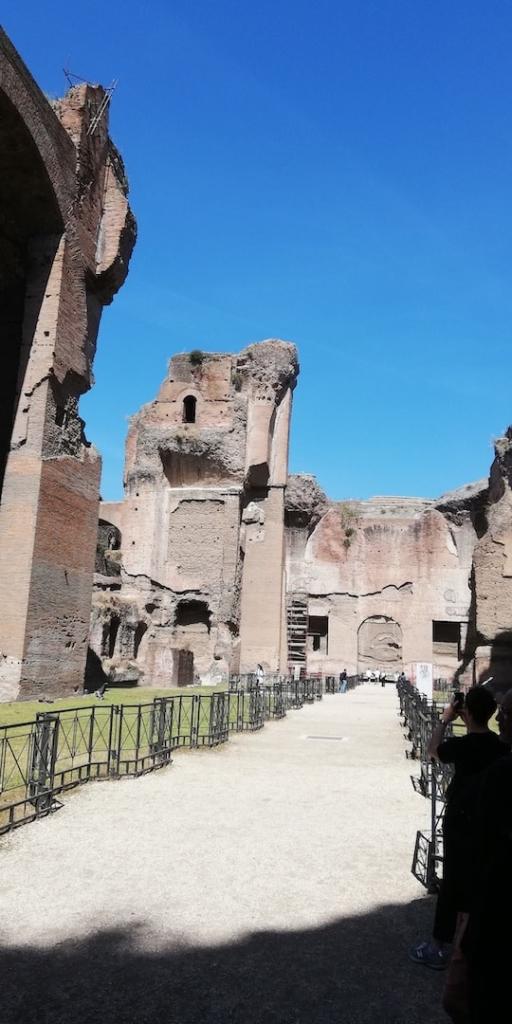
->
[433,620,460,658]
[183,395,197,424]
[101,617,120,658]
[307,615,328,654]
[175,600,211,632]
[133,622,147,659]
[433,621,460,643]
[101,623,110,657]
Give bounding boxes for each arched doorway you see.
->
[357,616,402,674]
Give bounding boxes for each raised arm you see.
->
[428,699,459,761]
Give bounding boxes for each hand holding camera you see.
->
[442,691,465,723]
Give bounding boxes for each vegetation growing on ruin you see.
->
[189,349,205,366]
[339,502,358,548]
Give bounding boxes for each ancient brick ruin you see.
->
[2,29,512,702]
[90,341,297,688]
[91,340,512,691]
[0,31,135,699]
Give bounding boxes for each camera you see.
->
[452,690,465,710]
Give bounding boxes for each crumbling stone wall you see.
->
[91,332,512,691]
[284,478,481,682]
[91,340,298,686]
[0,30,135,699]
[466,430,512,686]
[90,333,512,689]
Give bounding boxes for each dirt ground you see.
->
[0,685,446,1023]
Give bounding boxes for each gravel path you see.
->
[0,685,446,1023]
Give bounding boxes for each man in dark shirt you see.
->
[462,689,512,1023]
[409,686,506,970]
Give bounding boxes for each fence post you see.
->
[29,713,59,811]
[108,705,121,777]
[191,694,199,747]
[427,764,439,893]
[152,697,172,762]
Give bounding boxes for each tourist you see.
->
[409,686,506,971]
[339,668,348,693]
[455,688,512,1024]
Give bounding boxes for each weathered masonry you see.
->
[2,31,512,700]
[92,340,512,691]
[91,342,297,688]
[284,478,480,681]
[0,30,136,699]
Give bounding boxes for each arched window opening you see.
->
[101,622,110,657]
[101,616,121,658]
[183,395,197,424]
[133,622,148,659]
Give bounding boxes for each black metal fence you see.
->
[0,679,326,836]
[397,678,453,892]
[324,674,361,693]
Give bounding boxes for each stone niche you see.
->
[357,616,403,672]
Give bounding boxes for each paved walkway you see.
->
[0,685,446,1023]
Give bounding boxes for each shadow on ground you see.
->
[1,896,447,1024]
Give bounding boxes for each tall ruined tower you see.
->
[0,31,135,699]
[94,341,298,684]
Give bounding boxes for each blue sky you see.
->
[5,2,512,500]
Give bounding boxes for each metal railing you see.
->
[325,674,361,693]
[0,680,323,836]
[397,678,452,892]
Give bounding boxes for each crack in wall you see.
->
[308,582,414,600]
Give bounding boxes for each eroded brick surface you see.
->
[0,29,135,699]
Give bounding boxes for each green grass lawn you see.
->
[0,685,226,727]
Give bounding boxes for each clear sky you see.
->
[5,2,512,501]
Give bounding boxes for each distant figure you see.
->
[339,669,348,693]
[398,671,407,686]
[380,671,386,688]
[95,682,108,700]
[256,663,265,686]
